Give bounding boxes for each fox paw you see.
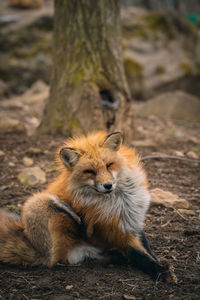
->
[156,262,177,283]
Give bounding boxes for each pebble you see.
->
[0,185,8,191]
[173,150,184,157]
[0,118,26,135]
[8,162,15,167]
[123,295,136,300]
[27,147,43,154]
[65,285,73,290]
[23,156,34,167]
[186,151,199,160]
[18,167,46,186]
[151,188,189,209]
[0,150,5,156]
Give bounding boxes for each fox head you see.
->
[59,132,123,194]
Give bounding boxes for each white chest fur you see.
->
[102,166,150,234]
[75,165,151,235]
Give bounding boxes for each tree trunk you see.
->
[39,0,134,141]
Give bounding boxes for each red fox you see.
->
[0,131,175,281]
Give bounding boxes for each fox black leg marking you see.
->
[140,231,158,261]
[126,247,170,280]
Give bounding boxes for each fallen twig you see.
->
[173,208,186,220]
[161,215,176,227]
[141,155,200,163]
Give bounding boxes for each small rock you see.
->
[0,118,26,135]
[174,130,184,139]
[29,80,49,94]
[188,136,200,145]
[0,185,8,191]
[8,162,15,167]
[177,209,195,216]
[131,140,155,147]
[0,100,23,109]
[28,117,40,128]
[137,126,145,133]
[0,15,21,26]
[65,285,73,290]
[27,147,43,154]
[186,151,199,160]
[23,156,34,167]
[0,150,5,156]
[18,167,46,186]
[151,188,189,209]
[35,54,52,67]
[136,91,200,123]
[173,150,184,157]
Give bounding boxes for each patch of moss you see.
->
[32,111,39,117]
[124,58,144,99]
[196,61,200,75]
[48,115,65,135]
[71,69,86,86]
[165,130,175,137]
[155,65,166,74]
[69,119,81,132]
[122,24,148,40]
[180,63,193,75]
[124,58,143,77]
[122,12,177,41]
[143,12,173,39]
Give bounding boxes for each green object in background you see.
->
[188,14,200,27]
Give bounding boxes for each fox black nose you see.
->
[103,182,113,190]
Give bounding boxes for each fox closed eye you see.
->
[84,169,96,175]
[106,162,113,168]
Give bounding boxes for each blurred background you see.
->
[0,0,200,134]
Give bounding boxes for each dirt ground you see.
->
[0,117,200,300]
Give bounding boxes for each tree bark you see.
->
[39,0,134,141]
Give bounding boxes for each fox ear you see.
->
[102,132,122,151]
[60,147,80,169]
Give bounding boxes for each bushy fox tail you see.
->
[0,209,45,266]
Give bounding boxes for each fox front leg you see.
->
[124,236,177,282]
[140,231,158,261]
[126,246,170,280]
